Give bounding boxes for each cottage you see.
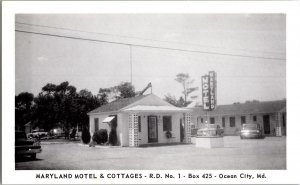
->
[190,100,286,136]
[88,94,192,147]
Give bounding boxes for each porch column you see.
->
[276,112,282,136]
[128,113,139,147]
[184,113,191,143]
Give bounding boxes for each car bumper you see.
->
[240,132,261,138]
[16,145,42,155]
[16,148,42,155]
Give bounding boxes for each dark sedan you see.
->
[240,123,263,139]
[15,131,42,159]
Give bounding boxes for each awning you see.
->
[122,105,191,112]
[102,116,116,123]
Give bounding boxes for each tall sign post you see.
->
[197,71,223,148]
[202,71,217,124]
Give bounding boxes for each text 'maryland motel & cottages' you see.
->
[88,71,286,147]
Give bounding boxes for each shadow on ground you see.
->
[15,156,43,163]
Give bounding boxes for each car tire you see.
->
[31,153,36,160]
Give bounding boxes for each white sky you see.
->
[15,14,286,105]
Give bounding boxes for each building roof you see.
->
[191,100,286,116]
[123,105,191,112]
[88,94,149,114]
[88,94,177,114]
[24,122,32,126]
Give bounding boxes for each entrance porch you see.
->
[124,106,192,147]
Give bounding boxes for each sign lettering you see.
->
[202,71,217,111]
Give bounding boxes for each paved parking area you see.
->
[15,136,286,170]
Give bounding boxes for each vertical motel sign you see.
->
[202,71,217,111]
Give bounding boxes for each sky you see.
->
[15,14,286,105]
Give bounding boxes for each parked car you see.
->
[240,123,263,139]
[197,124,224,137]
[27,130,49,139]
[15,131,42,159]
[49,128,64,138]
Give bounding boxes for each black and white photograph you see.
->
[14,13,286,170]
[2,1,300,184]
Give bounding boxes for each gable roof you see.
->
[88,94,176,114]
[88,94,149,114]
[191,100,286,116]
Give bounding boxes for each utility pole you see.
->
[130,45,132,84]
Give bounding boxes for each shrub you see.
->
[109,128,118,146]
[81,128,91,144]
[191,128,198,136]
[92,129,108,144]
[165,130,172,139]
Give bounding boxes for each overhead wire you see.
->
[15,29,286,61]
[15,21,286,56]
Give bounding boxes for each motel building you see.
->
[190,100,286,136]
[88,94,193,147]
[88,93,286,147]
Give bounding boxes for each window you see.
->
[197,117,203,128]
[163,116,172,131]
[241,116,246,125]
[222,117,226,128]
[253,115,257,122]
[138,116,141,132]
[230,117,235,127]
[94,118,99,131]
[210,117,215,124]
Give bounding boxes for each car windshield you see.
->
[243,124,258,130]
[199,124,217,129]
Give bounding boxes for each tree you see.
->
[76,89,106,129]
[245,100,260,103]
[98,88,111,103]
[164,73,199,107]
[78,89,92,98]
[32,81,79,131]
[98,82,136,102]
[175,73,199,106]
[114,82,136,99]
[15,92,34,130]
[81,127,91,144]
[164,94,186,107]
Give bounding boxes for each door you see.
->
[263,115,270,134]
[180,118,184,142]
[148,116,158,143]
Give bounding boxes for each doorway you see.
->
[263,115,270,134]
[180,118,184,142]
[148,116,158,143]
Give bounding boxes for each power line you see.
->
[15,29,286,61]
[15,21,285,55]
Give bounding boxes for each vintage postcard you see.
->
[2,1,300,184]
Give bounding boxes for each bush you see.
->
[191,128,198,136]
[165,130,172,139]
[92,129,108,144]
[109,128,118,146]
[81,128,91,144]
